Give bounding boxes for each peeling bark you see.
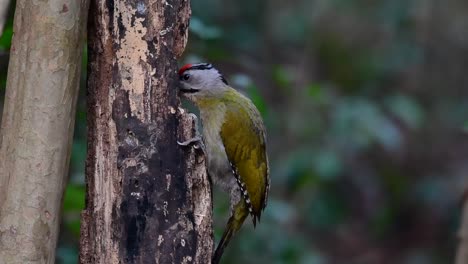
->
[0,0,89,263]
[79,1,213,263]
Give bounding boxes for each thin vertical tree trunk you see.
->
[0,1,89,263]
[456,194,468,264]
[79,1,212,263]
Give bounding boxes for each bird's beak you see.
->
[179,87,200,94]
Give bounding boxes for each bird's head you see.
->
[178,63,229,101]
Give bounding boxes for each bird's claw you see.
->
[177,136,202,146]
[178,136,206,153]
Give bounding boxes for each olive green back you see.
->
[219,89,269,220]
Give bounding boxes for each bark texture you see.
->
[0,0,89,263]
[79,0,213,263]
[456,194,468,264]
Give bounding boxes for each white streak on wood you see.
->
[115,2,149,121]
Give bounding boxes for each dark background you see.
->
[1,1,467,263]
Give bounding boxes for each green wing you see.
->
[220,92,269,223]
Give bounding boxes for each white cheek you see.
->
[180,81,194,90]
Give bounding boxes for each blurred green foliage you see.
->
[0,26,12,50]
[1,0,467,263]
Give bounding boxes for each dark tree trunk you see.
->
[79,1,213,263]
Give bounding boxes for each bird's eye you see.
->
[183,74,190,81]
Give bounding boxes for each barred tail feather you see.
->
[212,200,249,264]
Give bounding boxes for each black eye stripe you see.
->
[179,63,229,85]
[188,63,213,71]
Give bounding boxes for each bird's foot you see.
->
[178,136,206,153]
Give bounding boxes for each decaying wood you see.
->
[0,0,89,263]
[79,1,213,263]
